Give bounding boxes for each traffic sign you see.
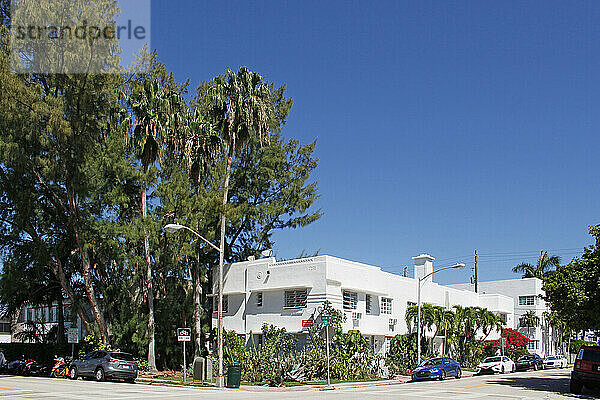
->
[67,327,79,344]
[302,320,313,328]
[177,327,191,342]
[322,316,332,326]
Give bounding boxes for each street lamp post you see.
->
[164,223,224,388]
[417,263,465,365]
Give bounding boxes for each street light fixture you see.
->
[417,263,465,365]
[163,223,225,387]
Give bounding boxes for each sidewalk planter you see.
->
[226,363,242,388]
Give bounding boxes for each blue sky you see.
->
[151,1,599,285]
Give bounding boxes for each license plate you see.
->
[121,364,131,369]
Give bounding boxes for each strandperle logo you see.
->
[13,20,147,41]
[10,0,150,74]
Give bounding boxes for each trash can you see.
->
[225,363,241,388]
[193,357,205,381]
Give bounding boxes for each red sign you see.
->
[302,320,313,327]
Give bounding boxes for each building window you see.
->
[48,307,56,323]
[384,336,392,354]
[0,323,10,333]
[284,289,307,309]
[519,296,536,306]
[343,291,358,310]
[213,296,229,314]
[27,308,33,322]
[528,340,539,350]
[366,294,372,314]
[381,297,392,314]
[256,292,263,308]
[63,306,72,322]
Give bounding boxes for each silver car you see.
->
[69,351,138,382]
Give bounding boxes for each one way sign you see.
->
[177,328,191,342]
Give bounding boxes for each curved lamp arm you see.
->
[164,223,222,253]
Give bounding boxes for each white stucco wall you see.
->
[449,278,554,356]
[213,254,515,347]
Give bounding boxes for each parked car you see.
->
[515,354,544,371]
[544,355,568,369]
[69,351,137,383]
[411,357,462,381]
[570,345,600,394]
[477,356,515,374]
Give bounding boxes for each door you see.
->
[79,352,97,376]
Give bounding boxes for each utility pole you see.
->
[474,250,478,293]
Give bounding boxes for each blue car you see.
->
[411,357,462,381]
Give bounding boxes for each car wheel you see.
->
[533,363,538,371]
[439,370,446,381]
[68,366,78,380]
[95,368,105,382]
[511,364,516,373]
[570,379,583,395]
[501,365,505,374]
[455,368,462,379]
[125,378,136,384]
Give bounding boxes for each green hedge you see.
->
[569,339,597,355]
[0,343,81,363]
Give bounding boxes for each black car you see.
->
[515,354,544,371]
[571,345,600,394]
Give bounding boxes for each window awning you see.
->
[249,285,311,292]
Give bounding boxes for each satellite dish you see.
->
[261,249,273,257]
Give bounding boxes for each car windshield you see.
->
[109,352,134,361]
[484,357,502,363]
[519,355,534,361]
[420,357,444,367]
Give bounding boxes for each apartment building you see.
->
[14,302,86,343]
[449,278,557,356]
[213,254,514,356]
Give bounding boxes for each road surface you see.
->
[0,368,597,399]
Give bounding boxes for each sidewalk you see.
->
[136,370,477,392]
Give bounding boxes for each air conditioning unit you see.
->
[389,318,397,325]
[352,312,362,320]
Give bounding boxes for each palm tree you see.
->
[126,78,182,371]
[519,310,540,339]
[476,308,505,341]
[405,303,435,339]
[431,306,456,354]
[513,250,561,279]
[206,67,273,381]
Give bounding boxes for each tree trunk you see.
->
[52,258,92,334]
[142,182,157,372]
[67,184,108,342]
[193,263,203,358]
[216,148,233,382]
[57,292,65,345]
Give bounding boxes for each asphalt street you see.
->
[0,368,597,399]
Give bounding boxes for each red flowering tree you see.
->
[484,328,530,359]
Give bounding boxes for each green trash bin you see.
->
[226,363,241,388]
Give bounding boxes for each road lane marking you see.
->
[458,383,487,389]
[0,386,19,390]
